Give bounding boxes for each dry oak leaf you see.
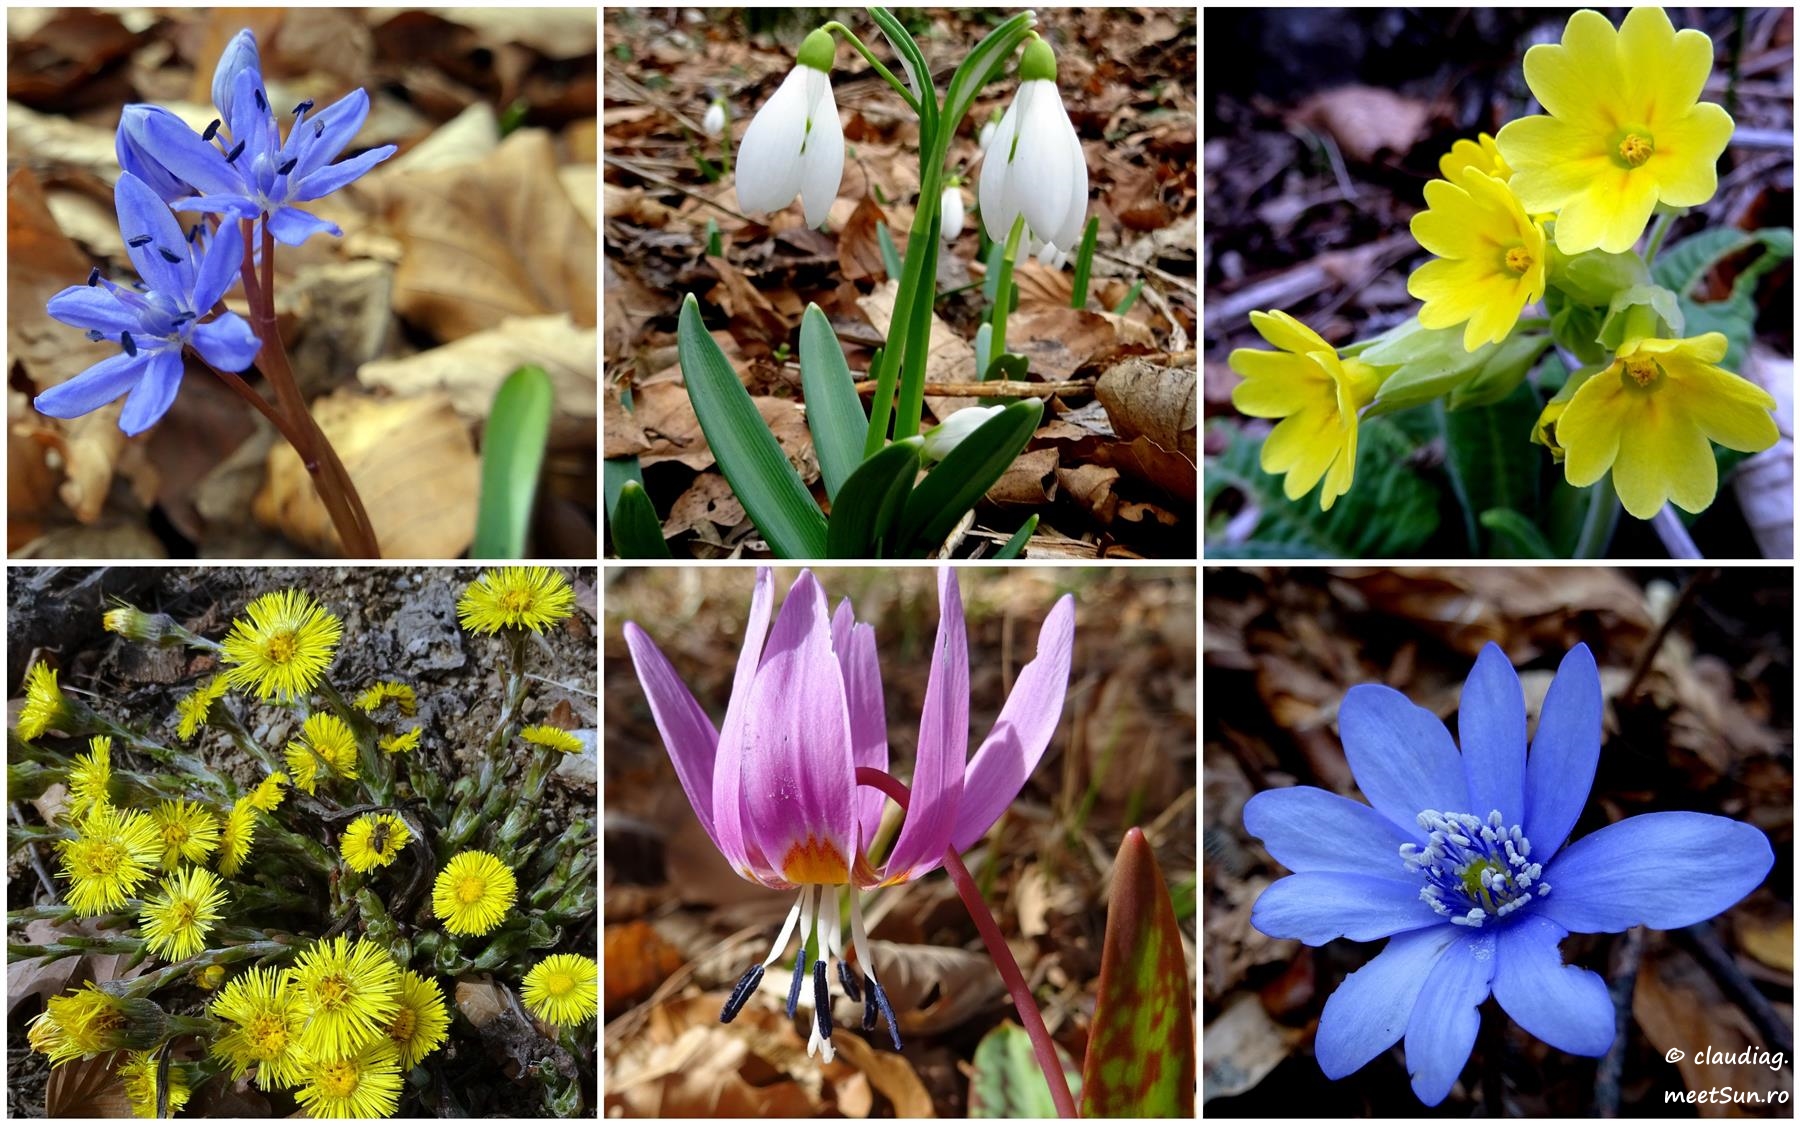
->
[357,312,597,428]
[254,390,477,557]
[373,128,597,340]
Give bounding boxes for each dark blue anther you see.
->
[719,963,764,1023]
[870,978,901,1050]
[838,961,862,1002]
[202,118,221,141]
[169,312,194,327]
[187,224,202,244]
[127,235,153,248]
[862,975,877,1032]
[277,157,298,176]
[314,122,324,139]
[157,247,181,263]
[85,329,105,341]
[292,99,314,117]
[86,267,101,286]
[225,140,246,163]
[785,946,807,1019]
[120,331,138,357]
[254,88,266,112]
[813,960,832,1041]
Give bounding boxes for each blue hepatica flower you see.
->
[116,29,395,245]
[1243,643,1773,1106]
[36,173,260,435]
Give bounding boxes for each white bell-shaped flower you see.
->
[940,186,965,240]
[736,29,844,228]
[978,38,1086,257]
[703,100,726,137]
[921,404,1007,462]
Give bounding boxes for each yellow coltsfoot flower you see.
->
[285,713,359,795]
[353,680,416,716]
[139,865,228,960]
[18,662,71,741]
[65,736,112,822]
[285,935,402,1063]
[35,984,134,1064]
[57,804,163,915]
[457,567,576,635]
[1227,310,1387,511]
[220,589,343,701]
[1407,168,1547,351]
[1496,7,1733,254]
[1558,333,1778,518]
[377,727,421,754]
[119,1049,192,1117]
[175,676,229,741]
[520,953,598,1028]
[210,965,310,1090]
[247,771,290,812]
[432,850,517,936]
[340,813,410,873]
[217,799,257,877]
[520,724,584,755]
[294,1037,403,1119]
[150,799,221,870]
[384,970,450,1070]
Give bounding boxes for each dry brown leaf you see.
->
[1633,944,1788,1115]
[1013,259,1073,309]
[604,920,686,1011]
[390,101,500,174]
[357,313,597,429]
[610,994,826,1117]
[864,939,1006,1036]
[376,128,596,340]
[454,974,510,1029]
[1008,306,1148,381]
[283,260,396,398]
[1202,993,1303,1103]
[46,1050,133,1117]
[988,447,1059,507]
[663,472,743,539]
[1059,462,1121,525]
[631,380,816,484]
[254,390,478,557]
[832,1031,936,1117]
[839,195,891,283]
[1097,359,1197,462]
[857,280,977,385]
[1737,915,1793,974]
[1292,85,1431,164]
[704,254,789,350]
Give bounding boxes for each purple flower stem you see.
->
[857,766,1080,1119]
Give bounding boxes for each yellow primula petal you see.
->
[1497,118,1610,214]
[1409,257,1494,328]
[1559,368,1631,488]
[1612,404,1715,518]
[1523,9,1624,123]
[1619,7,1709,117]
[1248,309,1331,356]
[1228,350,1328,418]
[1260,405,1334,478]
[1320,413,1358,511]
[1652,103,1734,206]
[1624,332,1729,363]
[1665,361,1780,452]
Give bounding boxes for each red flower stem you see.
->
[855,766,1079,1118]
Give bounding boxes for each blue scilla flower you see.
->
[1243,642,1773,1106]
[36,173,260,435]
[116,28,395,245]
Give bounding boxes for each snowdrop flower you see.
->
[921,404,1003,460]
[37,174,259,435]
[978,111,1000,152]
[702,100,727,138]
[736,28,844,228]
[940,185,965,240]
[979,37,1086,258]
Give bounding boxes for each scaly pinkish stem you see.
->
[856,765,1079,1118]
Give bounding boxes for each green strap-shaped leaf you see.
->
[897,398,1041,555]
[677,294,828,558]
[969,1020,1082,1118]
[602,456,645,519]
[1080,827,1195,1118]
[876,219,904,281]
[799,304,868,503]
[994,513,1037,559]
[1070,216,1100,309]
[472,365,553,559]
[941,11,1038,132]
[826,437,921,558]
[608,481,671,559]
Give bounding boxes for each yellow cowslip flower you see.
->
[456,567,576,635]
[248,771,290,812]
[139,865,228,960]
[1228,310,1386,511]
[220,589,343,701]
[285,936,402,1062]
[294,1037,403,1119]
[384,970,450,1070]
[119,1049,192,1117]
[520,724,584,755]
[56,804,162,915]
[520,954,598,1028]
[1407,168,1547,351]
[340,813,411,873]
[150,799,220,870]
[354,680,416,717]
[210,966,310,1090]
[1438,132,1511,182]
[175,676,229,742]
[284,713,359,795]
[432,850,517,936]
[378,727,421,754]
[36,984,133,1064]
[1558,333,1778,519]
[18,662,70,741]
[65,736,112,822]
[1496,7,1734,254]
[217,800,257,877]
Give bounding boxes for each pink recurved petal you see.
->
[949,593,1076,853]
[832,598,889,850]
[623,622,721,843]
[713,567,776,881]
[738,571,857,886]
[880,568,968,883]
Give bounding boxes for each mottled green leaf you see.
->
[969,1020,1081,1118]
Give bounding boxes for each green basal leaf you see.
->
[677,294,827,558]
[1652,226,1792,297]
[1480,507,1561,559]
[472,365,553,559]
[876,219,904,280]
[1079,828,1195,1118]
[979,353,1030,407]
[970,1020,1081,1118]
[942,11,1037,133]
[897,398,1041,555]
[825,437,921,558]
[608,481,672,559]
[995,513,1037,559]
[602,456,645,536]
[1440,386,1542,554]
[799,303,868,502]
[1070,215,1100,309]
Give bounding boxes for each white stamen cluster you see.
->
[1399,809,1549,928]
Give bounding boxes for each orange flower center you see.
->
[1617,133,1654,168]
[781,836,850,884]
[388,1008,417,1042]
[1503,246,1534,275]
[263,629,298,665]
[1622,355,1662,388]
[317,1060,359,1098]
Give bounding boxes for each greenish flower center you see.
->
[1503,245,1535,275]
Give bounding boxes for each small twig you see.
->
[10,803,58,901]
[1594,925,1644,1117]
[1621,568,1717,701]
[1673,922,1793,1061]
[1728,126,1794,150]
[854,376,1093,399]
[1204,232,1414,330]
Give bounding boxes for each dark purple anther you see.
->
[813,961,832,1040]
[187,224,202,244]
[254,88,266,112]
[314,122,324,139]
[719,963,764,1023]
[837,961,862,1002]
[277,157,298,176]
[158,247,181,264]
[292,99,314,117]
[202,118,221,141]
[120,331,138,357]
[85,329,105,341]
[785,946,807,1019]
[225,140,246,163]
[127,235,153,248]
[86,267,101,286]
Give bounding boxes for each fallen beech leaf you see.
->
[284,260,397,398]
[611,994,825,1117]
[357,313,597,431]
[453,974,510,1029]
[1008,306,1147,380]
[1737,915,1793,973]
[839,195,892,283]
[632,380,816,483]
[1633,944,1786,1114]
[1202,993,1300,1103]
[864,939,1006,1036]
[858,279,977,386]
[663,472,743,539]
[1059,463,1121,525]
[987,447,1060,507]
[9,166,117,391]
[833,1030,936,1117]
[254,390,478,557]
[1096,359,1197,461]
[704,254,789,349]
[1293,85,1431,164]
[46,1050,132,1118]
[387,101,500,174]
[1013,259,1073,309]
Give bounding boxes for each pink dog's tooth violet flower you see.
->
[624,568,1075,1063]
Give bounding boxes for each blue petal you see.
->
[192,219,244,313]
[46,286,139,335]
[190,313,262,373]
[266,205,342,245]
[118,349,185,434]
[135,109,245,197]
[1251,871,1443,945]
[1243,786,1419,876]
[292,144,395,202]
[1536,811,1773,933]
[290,88,373,183]
[171,194,263,221]
[114,173,194,298]
[1339,684,1470,837]
[1458,643,1525,825]
[1315,925,1459,1080]
[1491,914,1614,1055]
[212,29,263,126]
[1402,929,1494,1105]
[226,65,280,168]
[34,350,154,420]
[116,105,196,201]
[1523,644,1601,860]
